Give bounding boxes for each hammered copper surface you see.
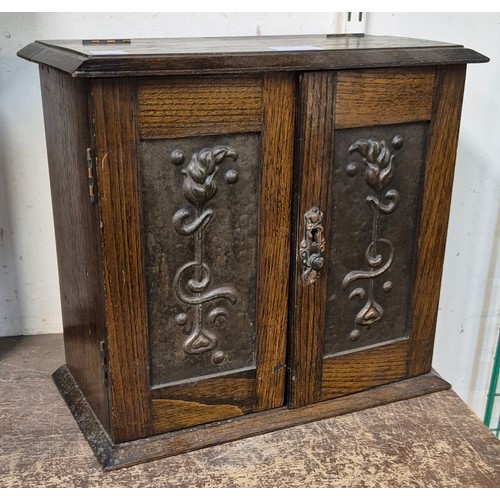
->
[324,123,428,355]
[141,134,260,387]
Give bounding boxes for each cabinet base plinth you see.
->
[53,365,450,471]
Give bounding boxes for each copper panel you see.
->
[141,134,260,386]
[324,123,428,356]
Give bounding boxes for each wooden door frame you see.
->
[289,65,467,406]
[90,73,296,442]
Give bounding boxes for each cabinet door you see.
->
[91,74,295,442]
[289,67,467,407]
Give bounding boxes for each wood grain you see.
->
[408,65,467,377]
[138,76,262,138]
[335,68,435,129]
[18,37,488,77]
[90,78,152,443]
[52,365,451,471]
[151,369,255,409]
[36,35,465,57]
[145,74,293,426]
[152,399,244,434]
[288,72,336,408]
[39,66,109,431]
[321,341,409,400]
[254,74,296,411]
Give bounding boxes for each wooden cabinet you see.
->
[18,35,488,470]
[90,74,295,442]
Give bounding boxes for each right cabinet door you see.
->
[289,66,467,407]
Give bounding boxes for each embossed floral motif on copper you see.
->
[171,146,239,363]
[343,135,403,341]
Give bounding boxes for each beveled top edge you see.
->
[17,35,489,77]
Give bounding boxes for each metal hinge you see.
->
[99,340,109,387]
[86,148,97,204]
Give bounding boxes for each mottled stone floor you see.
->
[0,334,499,487]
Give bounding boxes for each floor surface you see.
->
[1,334,499,487]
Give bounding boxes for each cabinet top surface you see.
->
[18,34,488,77]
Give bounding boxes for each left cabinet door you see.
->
[90,74,295,443]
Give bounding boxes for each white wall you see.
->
[0,11,340,338]
[1,12,498,420]
[367,13,500,420]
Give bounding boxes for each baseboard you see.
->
[53,365,451,471]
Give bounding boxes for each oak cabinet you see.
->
[18,35,488,469]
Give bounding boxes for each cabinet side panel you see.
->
[91,78,152,443]
[39,66,109,430]
[408,65,467,376]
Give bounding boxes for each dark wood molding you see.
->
[53,365,451,471]
[408,65,468,377]
[18,37,488,78]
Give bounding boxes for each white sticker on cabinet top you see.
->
[269,45,323,51]
[88,50,129,55]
